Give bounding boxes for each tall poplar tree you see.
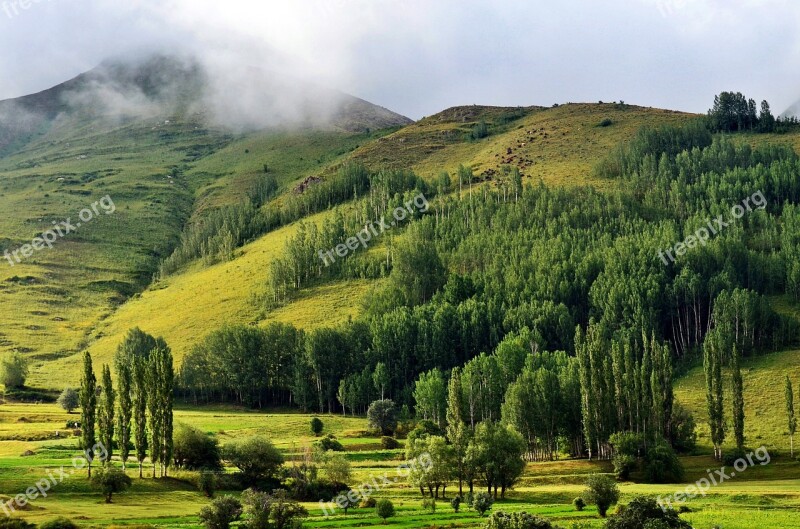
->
[132,354,148,478]
[80,351,97,478]
[704,333,725,460]
[787,376,797,457]
[98,364,116,465]
[731,347,745,451]
[115,355,133,470]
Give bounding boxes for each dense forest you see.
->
[174,109,800,464]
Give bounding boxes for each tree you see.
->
[484,511,559,529]
[731,347,745,451]
[0,353,28,389]
[241,489,308,529]
[80,351,97,478]
[115,346,133,470]
[173,424,222,470]
[413,368,447,428]
[98,364,115,466]
[91,467,132,503]
[132,354,148,478]
[310,417,324,436]
[199,496,243,529]
[605,496,691,529]
[584,474,619,517]
[320,451,352,484]
[223,436,284,485]
[367,399,398,435]
[703,332,725,461]
[466,422,525,499]
[57,388,79,414]
[787,376,797,457]
[373,363,390,400]
[375,499,395,524]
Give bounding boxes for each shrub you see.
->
[315,434,345,452]
[605,496,691,529]
[223,436,284,486]
[422,497,436,513]
[598,118,614,127]
[645,443,684,484]
[484,511,559,529]
[367,400,398,435]
[0,519,35,529]
[472,492,494,516]
[57,388,80,414]
[407,420,443,445]
[199,471,216,498]
[375,499,395,524]
[320,451,352,484]
[613,454,637,481]
[174,424,222,471]
[198,496,243,529]
[241,489,308,529]
[573,497,586,511]
[40,519,79,529]
[0,353,29,389]
[668,404,697,453]
[91,467,132,503]
[381,436,400,449]
[311,417,324,436]
[584,474,619,517]
[450,495,462,512]
[360,497,377,509]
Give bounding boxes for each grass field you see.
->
[1,399,799,529]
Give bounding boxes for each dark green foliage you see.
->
[98,364,115,465]
[241,489,308,529]
[0,353,28,389]
[0,518,35,529]
[668,404,697,454]
[223,436,284,485]
[311,417,324,436]
[80,351,97,477]
[644,443,684,483]
[199,471,216,498]
[484,511,559,529]
[470,121,489,140]
[598,118,614,127]
[39,518,78,529]
[375,499,395,523]
[57,388,79,413]
[573,497,586,511]
[787,376,797,457]
[91,467,132,503]
[199,496,243,529]
[472,492,494,516]
[466,422,526,499]
[173,424,222,470]
[451,495,462,512]
[315,434,345,452]
[367,399,398,435]
[605,496,691,529]
[584,474,619,517]
[381,436,400,449]
[609,432,643,480]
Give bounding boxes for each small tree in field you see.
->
[0,353,29,389]
[472,492,494,516]
[375,499,395,524]
[199,496,243,529]
[91,467,132,503]
[57,388,80,413]
[311,417,324,436]
[367,399,398,435]
[584,474,619,517]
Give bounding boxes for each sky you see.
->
[0,0,799,120]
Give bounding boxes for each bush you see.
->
[450,495,462,512]
[360,497,377,509]
[645,443,684,484]
[311,417,324,436]
[91,467,132,503]
[381,436,400,449]
[0,519,35,529]
[584,474,619,517]
[174,424,222,471]
[669,404,697,454]
[367,400,398,435]
[722,448,748,467]
[422,497,436,513]
[0,353,29,389]
[320,450,352,484]
[472,492,494,516]
[573,497,586,511]
[198,496,243,529]
[315,434,345,452]
[598,118,614,127]
[199,471,216,498]
[484,511,559,529]
[57,389,79,414]
[407,420,443,445]
[375,499,395,524]
[613,454,637,481]
[605,496,691,529]
[223,436,284,486]
[40,519,79,529]
[241,489,308,529]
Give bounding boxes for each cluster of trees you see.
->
[80,328,174,478]
[706,91,800,134]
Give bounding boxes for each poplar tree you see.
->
[80,351,97,478]
[98,364,116,466]
[704,333,725,460]
[132,354,148,478]
[446,367,470,495]
[115,354,133,470]
[147,348,164,478]
[731,347,745,451]
[787,376,796,457]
